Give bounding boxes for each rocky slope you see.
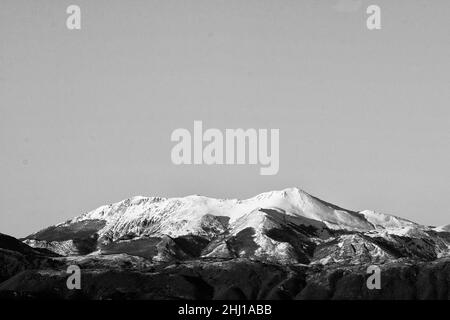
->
[1,252,449,300]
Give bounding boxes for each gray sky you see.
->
[1,0,449,237]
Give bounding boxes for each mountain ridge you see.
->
[2,187,449,300]
[23,187,450,265]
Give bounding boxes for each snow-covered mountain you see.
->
[24,187,450,265]
[434,224,450,232]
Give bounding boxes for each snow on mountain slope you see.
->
[52,188,373,243]
[434,224,450,232]
[313,234,397,265]
[201,207,331,264]
[22,239,77,256]
[359,210,418,230]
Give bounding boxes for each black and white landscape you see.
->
[1,187,449,300]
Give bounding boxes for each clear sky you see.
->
[1,0,449,237]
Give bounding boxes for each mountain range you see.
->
[1,187,449,299]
